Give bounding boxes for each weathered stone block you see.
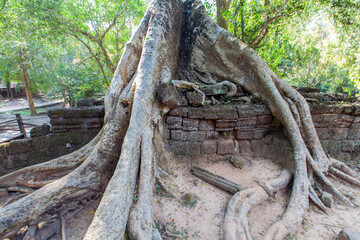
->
[0,189,8,197]
[7,139,32,155]
[157,83,183,109]
[64,118,102,126]
[50,117,65,126]
[171,130,185,141]
[182,118,199,131]
[201,141,216,154]
[310,103,344,114]
[186,92,203,107]
[257,115,273,124]
[63,106,105,118]
[322,114,340,123]
[31,135,51,151]
[199,120,215,131]
[3,157,14,170]
[77,97,96,107]
[315,122,351,128]
[204,131,219,139]
[7,154,30,169]
[30,124,51,137]
[338,229,360,240]
[169,141,187,155]
[237,104,270,117]
[348,128,360,140]
[339,114,355,123]
[237,140,252,156]
[51,126,68,133]
[311,114,323,123]
[353,105,360,116]
[254,129,267,139]
[235,130,255,140]
[341,104,355,114]
[48,108,65,119]
[166,116,182,130]
[216,120,236,131]
[168,107,188,117]
[188,106,238,120]
[217,139,235,155]
[183,131,205,141]
[321,191,333,208]
[342,141,355,152]
[186,142,201,155]
[316,128,348,140]
[235,117,257,128]
[230,156,247,169]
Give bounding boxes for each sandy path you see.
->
[1,157,359,239]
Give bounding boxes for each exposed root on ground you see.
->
[224,169,292,240]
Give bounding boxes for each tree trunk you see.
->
[0,1,358,239]
[216,0,232,30]
[6,81,14,100]
[19,49,37,116]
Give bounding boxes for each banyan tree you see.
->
[1,0,359,239]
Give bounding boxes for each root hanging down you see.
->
[0,0,359,240]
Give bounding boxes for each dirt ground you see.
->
[1,156,359,240]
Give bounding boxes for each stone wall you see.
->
[165,103,360,163]
[0,105,104,176]
[1,100,359,176]
[48,106,104,133]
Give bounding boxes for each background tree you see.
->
[0,0,41,115]
[212,0,360,94]
[22,0,145,86]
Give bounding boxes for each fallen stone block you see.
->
[338,229,360,240]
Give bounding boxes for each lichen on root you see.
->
[0,0,359,239]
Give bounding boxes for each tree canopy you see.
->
[0,0,359,107]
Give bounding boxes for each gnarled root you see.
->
[179,2,360,239]
[224,169,292,240]
[1,1,359,240]
[0,75,134,239]
[83,1,183,239]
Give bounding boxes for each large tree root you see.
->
[178,1,360,238]
[224,169,292,240]
[0,1,359,239]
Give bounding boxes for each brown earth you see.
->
[2,155,359,240]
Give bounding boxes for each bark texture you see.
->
[0,0,359,239]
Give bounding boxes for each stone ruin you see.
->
[0,100,104,175]
[158,83,360,168]
[0,86,359,176]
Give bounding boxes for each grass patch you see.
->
[0,108,48,116]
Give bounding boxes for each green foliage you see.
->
[0,0,146,104]
[207,0,360,95]
[257,7,360,94]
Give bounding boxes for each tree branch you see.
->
[249,0,290,48]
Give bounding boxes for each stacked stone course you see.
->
[0,105,104,175]
[166,103,360,162]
